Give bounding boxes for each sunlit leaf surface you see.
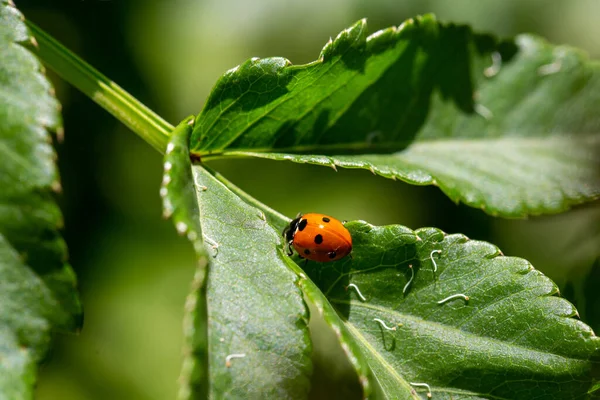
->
[192,15,600,217]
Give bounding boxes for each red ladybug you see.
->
[283,213,352,262]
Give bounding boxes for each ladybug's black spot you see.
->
[304,249,310,255]
[328,251,337,259]
[314,234,323,244]
[298,219,308,231]
[322,217,330,223]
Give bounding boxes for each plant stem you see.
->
[26,21,174,153]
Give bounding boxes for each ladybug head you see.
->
[283,214,303,243]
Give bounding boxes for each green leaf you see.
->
[212,191,599,398]
[179,169,599,398]
[191,14,497,155]
[291,261,392,399]
[191,15,599,217]
[298,221,600,399]
[0,1,82,397]
[206,174,383,398]
[193,166,312,397]
[229,128,599,217]
[164,156,312,397]
[590,379,600,396]
[160,117,210,399]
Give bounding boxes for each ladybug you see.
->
[283,213,352,262]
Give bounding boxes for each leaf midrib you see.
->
[197,133,600,160]
[343,321,416,398]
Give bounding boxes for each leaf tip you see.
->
[320,18,368,62]
[319,37,334,61]
[365,26,400,53]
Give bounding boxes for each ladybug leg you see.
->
[287,240,294,256]
[304,259,308,268]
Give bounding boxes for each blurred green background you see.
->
[16,0,600,398]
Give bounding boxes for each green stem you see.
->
[26,21,174,153]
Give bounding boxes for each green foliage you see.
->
[0,1,82,397]
[160,118,210,399]
[3,2,600,399]
[191,15,497,154]
[166,155,599,398]
[191,16,600,217]
[178,165,312,398]
[181,17,599,398]
[303,222,599,398]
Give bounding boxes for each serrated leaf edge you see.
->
[191,14,437,153]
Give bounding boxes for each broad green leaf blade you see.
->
[226,129,599,217]
[0,1,82,397]
[190,165,312,398]
[160,117,210,400]
[301,221,600,399]
[230,33,600,217]
[289,260,398,399]
[200,168,292,231]
[211,183,383,399]
[192,14,599,217]
[238,196,599,398]
[190,169,382,398]
[191,14,501,154]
